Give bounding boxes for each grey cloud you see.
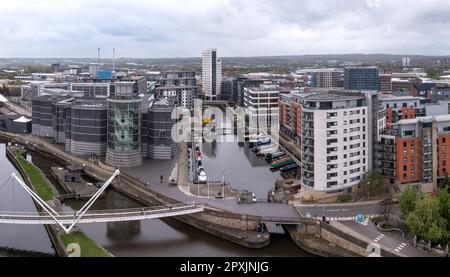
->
[0,0,448,57]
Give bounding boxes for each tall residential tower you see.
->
[202,48,222,100]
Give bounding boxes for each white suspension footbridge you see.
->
[0,170,204,234]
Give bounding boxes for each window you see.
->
[411,149,415,155]
[327,173,338,178]
[403,150,407,155]
[327,181,338,188]
[411,141,415,147]
[403,158,407,163]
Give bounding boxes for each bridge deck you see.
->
[0,203,204,225]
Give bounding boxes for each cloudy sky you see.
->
[0,0,449,58]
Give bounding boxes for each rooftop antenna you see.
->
[113,48,116,71]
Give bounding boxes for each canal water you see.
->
[200,115,283,199]
[0,143,55,255]
[0,139,310,257]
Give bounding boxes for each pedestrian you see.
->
[160,175,163,183]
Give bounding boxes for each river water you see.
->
[0,138,310,257]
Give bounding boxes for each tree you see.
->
[399,186,423,217]
[406,197,447,244]
[436,187,450,244]
[358,171,387,198]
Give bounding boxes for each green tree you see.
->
[406,197,447,244]
[358,171,387,198]
[398,186,424,217]
[436,187,450,244]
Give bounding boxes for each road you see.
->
[339,221,439,257]
[295,201,397,221]
[4,101,32,118]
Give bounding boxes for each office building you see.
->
[32,95,71,138]
[243,84,279,134]
[70,82,111,98]
[202,49,222,100]
[142,96,177,160]
[344,67,380,91]
[65,98,108,156]
[106,82,143,167]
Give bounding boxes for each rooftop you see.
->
[304,91,365,102]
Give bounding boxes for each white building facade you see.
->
[301,93,369,198]
[243,84,279,135]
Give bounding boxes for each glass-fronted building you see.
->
[344,67,380,91]
[106,82,143,167]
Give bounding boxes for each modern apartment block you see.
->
[156,71,196,109]
[380,95,423,129]
[279,92,303,144]
[379,74,392,94]
[243,84,279,134]
[377,115,450,192]
[202,48,222,100]
[106,82,143,167]
[344,67,380,91]
[310,69,344,89]
[300,92,370,199]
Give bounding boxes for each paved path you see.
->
[339,221,440,257]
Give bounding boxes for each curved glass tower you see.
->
[106,82,143,167]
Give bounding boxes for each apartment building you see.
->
[202,49,222,100]
[377,115,450,192]
[300,92,369,200]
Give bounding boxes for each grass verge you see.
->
[60,232,110,257]
[12,148,54,201]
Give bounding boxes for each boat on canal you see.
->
[256,144,279,156]
[280,163,299,172]
[249,136,271,148]
[265,151,286,162]
[270,159,295,171]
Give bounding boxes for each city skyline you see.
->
[1,0,450,58]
